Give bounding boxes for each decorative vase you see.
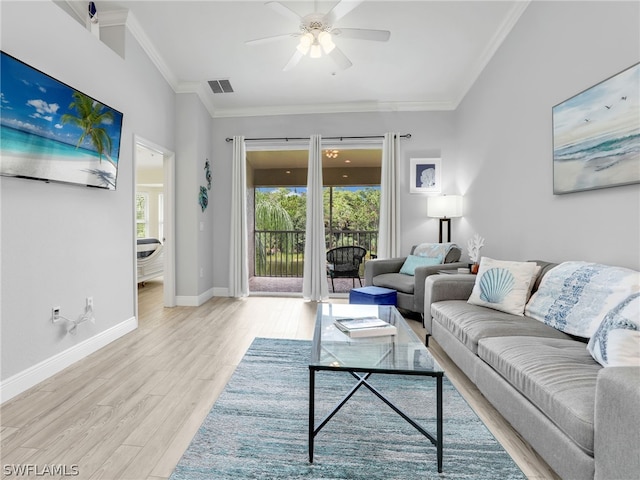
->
[471,263,479,274]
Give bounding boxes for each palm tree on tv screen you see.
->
[61,91,115,166]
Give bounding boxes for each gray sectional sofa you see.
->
[424,261,640,480]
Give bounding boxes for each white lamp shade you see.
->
[427,195,463,218]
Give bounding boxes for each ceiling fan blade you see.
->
[328,45,353,70]
[265,1,302,24]
[246,32,300,46]
[332,28,390,42]
[283,50,304,71]
[326,0,363,25]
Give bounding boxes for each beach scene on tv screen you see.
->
[0,52,123,190]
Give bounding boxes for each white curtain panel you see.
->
[378,132,401,259]
[302,135,329,301]
[229,136,249,297]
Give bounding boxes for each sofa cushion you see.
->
[431,300,571,355]
[399,255,442,275]
[373,273,415,294]
[525,261,640,338]
[478,336,601,456]
[468,257,540,316]
[587,292,640,367]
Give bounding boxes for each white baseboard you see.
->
[0,316,138,404]
[212,287,229,297]
[176,287,215,306]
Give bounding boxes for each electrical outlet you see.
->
[86,297,93,308]
[52,306,61,322]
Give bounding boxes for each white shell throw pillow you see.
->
[467,257,539,316]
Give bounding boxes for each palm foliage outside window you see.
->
[254,186,380,276]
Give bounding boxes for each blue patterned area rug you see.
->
[170,338,525,479]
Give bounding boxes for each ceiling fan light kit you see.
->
[247,0,390,71]
[296,32,313,54]
[310,43,322,58]
[317,31,335,54]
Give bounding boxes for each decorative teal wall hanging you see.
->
[199,186,208,211]
[199,158,211,211]
[205,159,212,190]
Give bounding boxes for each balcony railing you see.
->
[254,229,378,277]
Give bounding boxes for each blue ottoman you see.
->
[349,286,397,305]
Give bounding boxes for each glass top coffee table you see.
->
[309,303,445,472]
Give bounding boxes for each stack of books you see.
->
[334,316,397,338]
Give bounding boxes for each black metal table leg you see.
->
[309,369,444,472]
[437,375,443,473]
[309,367,315,463]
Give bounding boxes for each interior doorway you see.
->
[134,136,176,316]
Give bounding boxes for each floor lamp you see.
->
[427,195,463,243]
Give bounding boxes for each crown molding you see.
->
[453,0,531,107]
[96,9,129,27]
[175,82,218,118]
[111,1,529,119]
[124,11,179,90]
[115,6,459,119]
[210,99,456,119]
[115,11,217,117]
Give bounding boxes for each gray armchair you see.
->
[364,244,465,316]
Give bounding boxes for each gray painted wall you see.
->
[175,93,215,300]
[1,2,176,382]
[175,95,200,298]
[454,0,640,269]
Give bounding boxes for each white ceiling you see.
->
[61,0,530,118]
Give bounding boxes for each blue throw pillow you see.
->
[399,255,442,276]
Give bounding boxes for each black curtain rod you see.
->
[225,133,411,142]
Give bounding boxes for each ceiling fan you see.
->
[246,0,390,71]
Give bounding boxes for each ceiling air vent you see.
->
[208,79,234,94]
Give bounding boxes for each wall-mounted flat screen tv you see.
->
[0,51,123,190]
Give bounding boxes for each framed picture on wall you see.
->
[410,158,441,193]
[552,62,639,194]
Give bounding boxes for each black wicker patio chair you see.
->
[326,246,367,293]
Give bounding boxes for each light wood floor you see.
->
[0,279,560,480]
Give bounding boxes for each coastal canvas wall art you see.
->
[552,63,639,194]
[0,51,123,190]
[410,158,441,193]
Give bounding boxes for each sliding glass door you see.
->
[247,146,381,294]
